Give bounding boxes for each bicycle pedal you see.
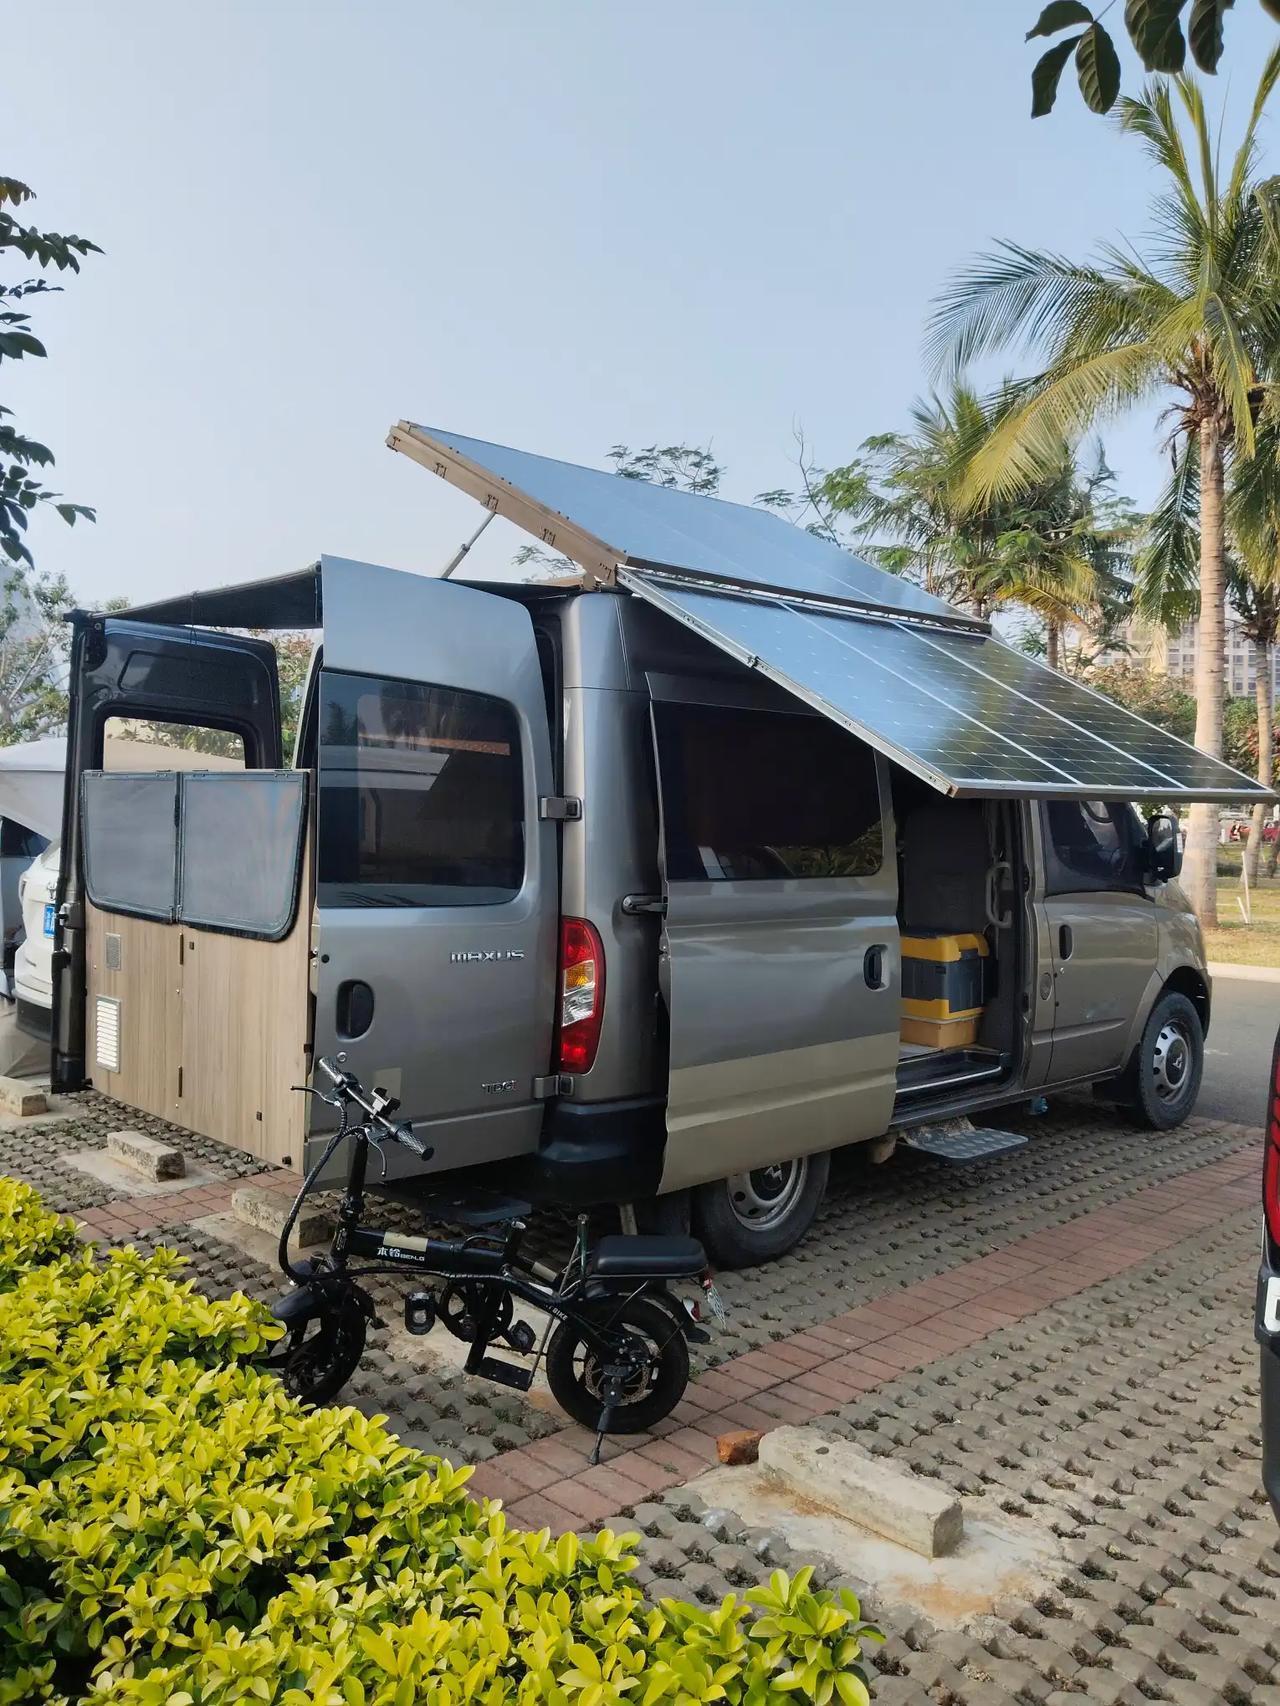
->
[404,1292,436,1337]
[505,1320,536,1355]
[475,1356,533,1392]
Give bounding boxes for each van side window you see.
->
[317,671,524,907]
[1041,799,1146,895]
[653,702,883,881]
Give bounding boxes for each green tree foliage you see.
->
[0,563,75,744]
[1023,0,1280,116]
[1084,658,1198,736]
[930,53,1280,925]
[792,383,1134,662]
[0,177,98,568]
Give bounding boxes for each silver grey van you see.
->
[52,425,1275,1268]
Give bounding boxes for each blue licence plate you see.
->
[42,903,55,937]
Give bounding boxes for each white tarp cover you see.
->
[0,736,65,841]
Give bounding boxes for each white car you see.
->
[14,840,59,1040]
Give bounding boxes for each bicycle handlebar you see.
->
[316,1055,432,1160]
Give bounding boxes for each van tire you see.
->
[692,1150,830,1269]
[1118,990,1203,1130]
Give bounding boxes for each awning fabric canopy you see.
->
[620,571,1274,804]
[115,567,322,631]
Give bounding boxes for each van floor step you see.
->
[900,1121,1028,1164]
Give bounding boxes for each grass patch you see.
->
[1200,849,1280,966]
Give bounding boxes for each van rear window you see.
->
[653,701,883,881]
[317,672,524,907]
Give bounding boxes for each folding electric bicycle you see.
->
[268,1056,717,1459]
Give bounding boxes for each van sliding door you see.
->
[650,693,900,1192]
[310,571,558,1176]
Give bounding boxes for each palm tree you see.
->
[823,382,1129,653]
[928,51,1280,926]
[1229,426,1280,882]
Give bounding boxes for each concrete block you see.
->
[231,1182,331,1248]
[758,1425,964,1559]
[106,1129,186,1182]
[0,1075,46,1118]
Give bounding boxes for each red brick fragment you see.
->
[716,1428,763,1466]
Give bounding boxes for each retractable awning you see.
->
[390,423,1275,805]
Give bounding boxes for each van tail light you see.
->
[555,917,605,1074]
[1266,1034,1280,1250]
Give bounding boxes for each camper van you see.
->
[50,426,1276,1268]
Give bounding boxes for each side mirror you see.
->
[1147,811,1182,881]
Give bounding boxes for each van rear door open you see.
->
[55,617,283,1090]
[308,565,559,1174]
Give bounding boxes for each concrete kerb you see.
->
[1205,960,1280,983]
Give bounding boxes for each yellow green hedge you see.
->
[0,1176,882,1703]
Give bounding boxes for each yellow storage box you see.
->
[900,932,989,1049]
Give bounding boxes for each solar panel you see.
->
[621,572,1275,803]
[392,422,971,628]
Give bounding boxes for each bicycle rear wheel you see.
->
[545,1296,689,1433]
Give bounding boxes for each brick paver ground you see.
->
[5,1083,1274,1700]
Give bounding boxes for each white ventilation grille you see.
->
[95,997,121,1073]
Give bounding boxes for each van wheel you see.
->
[1119,990,1203,1130]
[692,1150,829,1269]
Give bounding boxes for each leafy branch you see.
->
[1024,0,1277,116]
[0,176,100,566]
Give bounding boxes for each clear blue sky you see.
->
[8,1,1280,606]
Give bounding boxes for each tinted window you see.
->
[654,702,882,881]
[1042,800,1147,895]
[318,672,524,907]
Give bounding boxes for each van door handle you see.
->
[863,944,887,990]
[1058,924,1073,962]
[336,979,375,1039]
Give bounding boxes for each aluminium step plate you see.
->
[901,1124,1029,1164]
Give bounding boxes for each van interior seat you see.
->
[898,800,992,938]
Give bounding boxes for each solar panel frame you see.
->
[390,422,985,632]
[619,570,1276,804]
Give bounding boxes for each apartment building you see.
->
[1158,611,1280,700]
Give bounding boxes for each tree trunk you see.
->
[1182,419,1227,928]
[1046,619,1061,672]
[1244,643,1274,887]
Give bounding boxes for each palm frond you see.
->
[925,246,1145,376]
[963,344,1162,504]
[1136,435,1200,628]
